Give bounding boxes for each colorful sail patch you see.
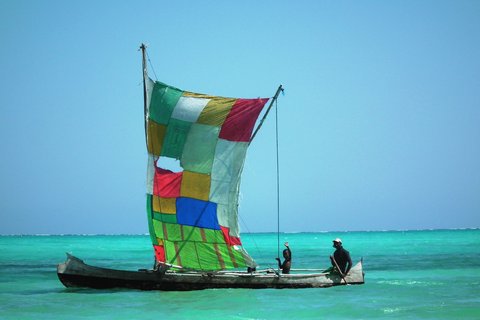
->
[145,79,268,271]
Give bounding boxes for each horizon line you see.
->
[0,227,478,237]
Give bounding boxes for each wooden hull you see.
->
[57,254,364,291]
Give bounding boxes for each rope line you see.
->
[145,50,158,81]
[275,97,281,268]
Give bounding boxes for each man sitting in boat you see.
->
[330,238,352,276]
[275,242,292,274]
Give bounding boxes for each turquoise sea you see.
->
[0,229,479,319]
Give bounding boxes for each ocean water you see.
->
[0,229,479,319]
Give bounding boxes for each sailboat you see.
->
[57,45,365,290]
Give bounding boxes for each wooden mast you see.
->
[140,43,148,147]
[250,84,283,144]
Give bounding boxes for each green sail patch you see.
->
[155,221,226,243]
[152,212,177,224]
[161,118,192,159]
[146,195,158,245]
[149,82,183,125]
[181,123,220,174]
[152,219,163,239]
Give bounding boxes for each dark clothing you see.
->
[276,246,292,274]
[332,247,352,274]
[277,259,291,274]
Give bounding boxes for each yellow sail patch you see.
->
[152,196,176,214]
[147,120,167,156]
[180,171,211,201]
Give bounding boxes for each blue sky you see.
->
[1,0,479,234]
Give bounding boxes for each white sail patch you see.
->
[171,96,210,123]
[145,78,155,118]
[146,155,156,195]
[217,203,240,238]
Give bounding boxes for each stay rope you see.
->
[275,96,281,265]
[146,50,158,81]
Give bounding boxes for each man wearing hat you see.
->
[330,238,352,276]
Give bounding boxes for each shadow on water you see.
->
[15,288,66,295]
[59,287,144,294]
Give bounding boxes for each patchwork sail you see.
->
[145,78,269,271]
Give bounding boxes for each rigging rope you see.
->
[145,50,158,81]
[275,96,281,267]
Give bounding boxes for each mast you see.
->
[140,43,148,147]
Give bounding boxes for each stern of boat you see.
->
[344,259,365,285]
